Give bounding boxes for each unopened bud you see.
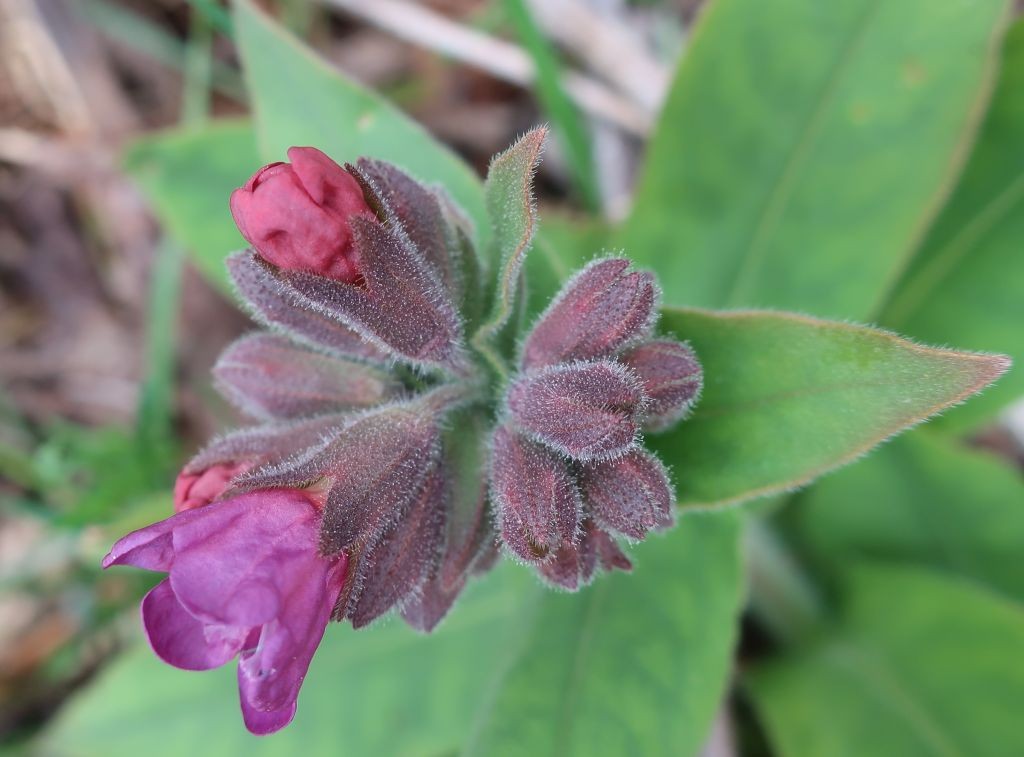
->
[507,360,645,461]
[620,340,702,430]
[230,147,376,282]
[522,258,656,370]
[490,425,581,563]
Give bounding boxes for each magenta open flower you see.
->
[103,489,346,735]
[229,146,376,282]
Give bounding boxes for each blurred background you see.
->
[1,0,1022,754]
[0,0,691,743]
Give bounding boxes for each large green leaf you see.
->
[42,565,530,757]
[653,309,1009,508]
[123,120,258,294]
[233,0,489,250]
[621,0,1010,319]
[880,21,1024,428]
[465,509,743,757]
[746,563,1024,757]
[524,212,610,323]
[789,432,1024,601]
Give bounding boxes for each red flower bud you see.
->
[229,147,376,282]
[173,461,249,513]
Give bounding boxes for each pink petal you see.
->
[102,506,206,571]
[141,579,249,671]
[168,490,321,627]
[236,554,346,731]
[239,693,297,736]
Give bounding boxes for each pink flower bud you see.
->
[580,450,675,540]
[173,461,249,513]
[620,340,702,431]
[522,258,657,370]
[230,147,376,282]
[490,425,582,563]
[507,360,645,462]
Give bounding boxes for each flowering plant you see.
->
[104,133,713,733]
[78,0,1021,751]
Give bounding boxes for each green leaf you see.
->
[123,120,258,294]
[620,0,1011,319]
[524,211,610,323]
[880,20,1024,428]
[465,510,743,757]
[42,565,531,757]
[789,432,1024,601]
[653,309,1009,508]
[479,127,548,335]
[233,0,489,249]
[746,563,1024,757]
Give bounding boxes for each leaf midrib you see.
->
[824,640,962,757]
[553,581,610,755]
[724,0,882,306]
[693,377,971,420]
[880,170,1024,326]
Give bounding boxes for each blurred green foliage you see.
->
[747,564,1024,757]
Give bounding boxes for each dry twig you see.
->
[320,0,652,136]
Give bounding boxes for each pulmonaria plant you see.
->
[104,131,702,734]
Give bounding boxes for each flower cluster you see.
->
[493,258,702,589]
[104,139,701,734]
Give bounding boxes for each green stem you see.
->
[135,238,183,477]
[744,516,828,645]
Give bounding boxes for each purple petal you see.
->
[236,554,346,735]
[141,579,249,671]
[168,490,322,627]
[581,450,675,540]
[620,340,702,431]
[239,693,297,736]
[213,332,398,421]
[522,258,656,370]
[102,506,207,571]
[490,426,581,564]
[507,360,645,462]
